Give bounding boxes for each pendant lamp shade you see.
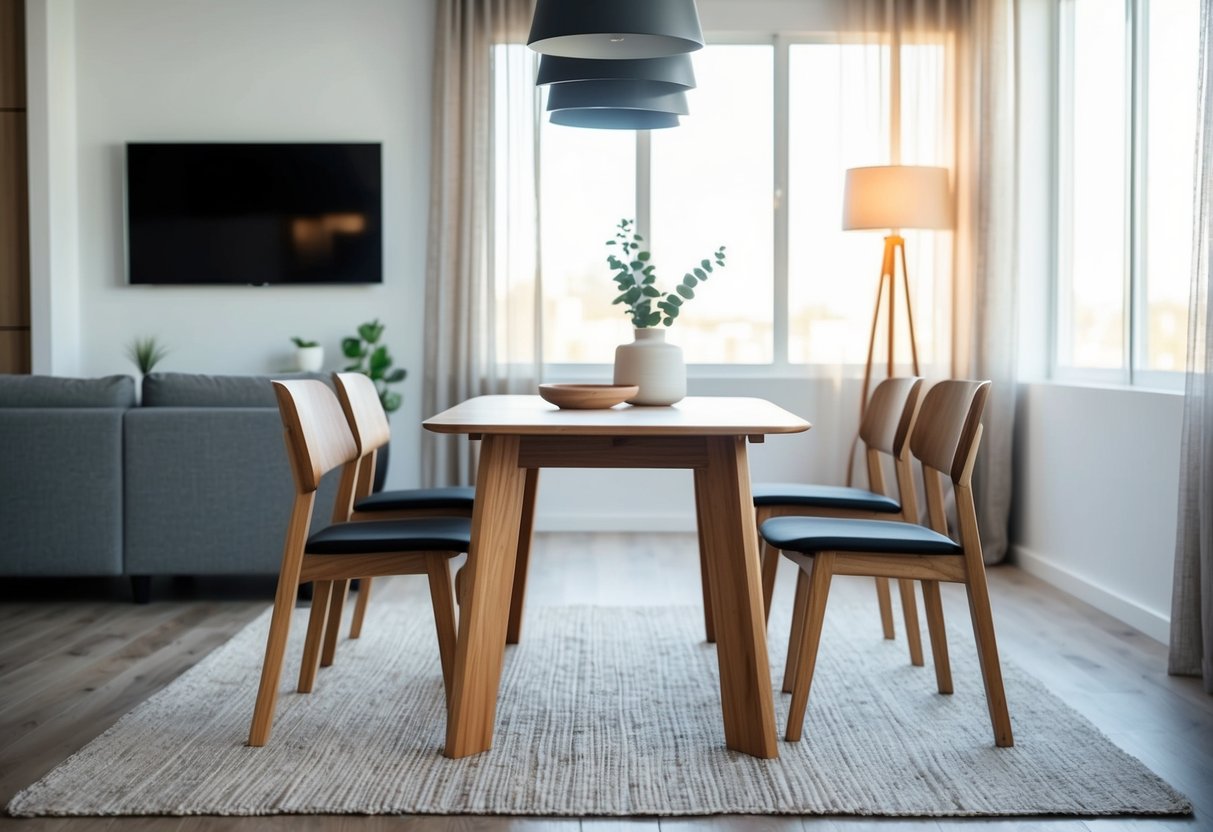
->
[536,54,696,91]
[528,0,704,59]
[547,80,689,115]
[550,109,680,130]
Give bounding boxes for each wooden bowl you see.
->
[537,384,638,410]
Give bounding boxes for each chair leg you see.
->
[506,468,540,645]
[321,579,349,667]
[786,552,835,742]
[297,581,333,693]
[897,579,924,666]
[349,577,373,639]
[782,566,810,693]
[921,580,953,694]
[874,577,895,639]
[965,572,1014,747]
[760,542,779,625]
[426,555,458,700]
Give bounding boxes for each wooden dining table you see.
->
[423,395,811,760]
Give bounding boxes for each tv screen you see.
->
[126,143,382,285]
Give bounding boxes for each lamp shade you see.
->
[550,109,680,129]
[536,55,696,91]
[547,80,689,115]
[842,165,953,231]
[528,0,704,59]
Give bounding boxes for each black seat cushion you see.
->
[305,518,472,555]
[354,486,476,513]
[751,482,900,513]
[760,516,962,556]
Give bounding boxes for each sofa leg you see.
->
[131,576,152,604]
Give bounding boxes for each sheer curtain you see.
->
[423,0,540,487]
[841,0,1021,562]
[1169,0,1213,693]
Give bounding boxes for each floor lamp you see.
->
[842,165,953,418]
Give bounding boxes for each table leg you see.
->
[506,468,540,645]
[694,437,779,759]
[444,434,527,758]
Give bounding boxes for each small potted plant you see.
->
[291,337,324,372]
[343,320,407,491]
[126,335,169,376]
[606,219,726,405]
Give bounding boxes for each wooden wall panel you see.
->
[0,329,30,373]
[0,0,26,109]
[0,111,28,328]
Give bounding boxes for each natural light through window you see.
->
[650,45,774,363]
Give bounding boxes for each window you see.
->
[1055,0,1200,383]
[509,36,950,369]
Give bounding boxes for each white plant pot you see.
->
[613,328,686,406]
[296,345,324,373]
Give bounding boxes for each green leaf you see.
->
[634,233,644,242]
[605,240,616,245]
[677,285,695,299]
[642,285,660,297]
[624,287,642,304]
[358,320,384,344]
[701,259,711,270]
[638,251,651,261]
[341,338,365,359]
[646,311,662,326]
[683,274,698,287]
[694,268,706,280]
[384,368,407,383]
[380,391,402,413]
[667,294,682,306]
[663,317,674,326]
[342,363,361,372]
[369,345,391,375]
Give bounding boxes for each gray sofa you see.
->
[0,372,338,598]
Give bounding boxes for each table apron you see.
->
[516,435,714,469]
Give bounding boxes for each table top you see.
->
[423,395,811,436]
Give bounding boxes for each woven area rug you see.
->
[7,598,1190,818]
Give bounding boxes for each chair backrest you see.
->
[910,379,990,484]
[333,372,391,455]
[911,379,991,561]
[272,379,359,494]
[859,376,923,457]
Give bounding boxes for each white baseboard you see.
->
[1011,544,1170,644]
[534,512,696,533]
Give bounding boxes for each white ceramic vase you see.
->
[296,345,324,372]
[613,328,686,406]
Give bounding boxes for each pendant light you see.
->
[527,0,704,59]
[547,80,689,116]
[536,54,696,92]
[549,110,680,130]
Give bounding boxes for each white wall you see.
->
[1012,383,1184,642]
[30,0,435,487]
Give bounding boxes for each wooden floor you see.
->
[0,533,1209,831]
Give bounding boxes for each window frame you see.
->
[542,31,944,380]
[1051,0,1188,391]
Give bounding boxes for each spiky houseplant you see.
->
[606,218,726,328]
[342,319,406,413]
[126,336,169,375]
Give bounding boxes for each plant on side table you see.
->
[342,319,407,414]
[291,337,324,372]
[606,218,726,405]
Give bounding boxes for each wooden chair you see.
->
[331,373,540,649]
[751,377,926,671]
[760,379,1013,747]
[247,379,470,747]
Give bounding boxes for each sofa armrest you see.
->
[124,407,339,576]
[0,409,125,576]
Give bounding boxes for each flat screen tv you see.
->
[126,143,382,285]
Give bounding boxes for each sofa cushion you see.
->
[141,372,331,407]
[0,374,136,408]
